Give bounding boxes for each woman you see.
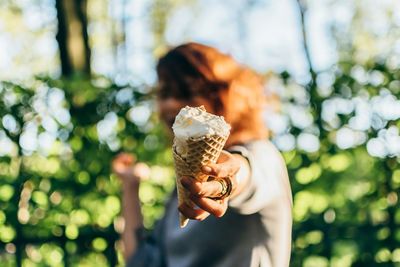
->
[112,43,292,267]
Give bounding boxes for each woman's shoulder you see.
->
[229,139,289,180]
[245,139,276,150]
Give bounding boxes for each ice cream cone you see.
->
[173,134,229,228]
[171,106,231,228]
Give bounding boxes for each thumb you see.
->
[132,163,151,180]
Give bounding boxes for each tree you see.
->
[55,0,91,76]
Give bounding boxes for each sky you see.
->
[0,0,343,84]
[1,0,400,157]
[119,0,340,84]
[1,0,399,84]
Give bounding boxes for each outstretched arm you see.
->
[112,153,150,260]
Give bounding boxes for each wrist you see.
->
[230,154,251,199]
[122,178,140,191]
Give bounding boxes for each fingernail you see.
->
[180,177,189,188]
[202,166,212,174]
[189,194,196,201]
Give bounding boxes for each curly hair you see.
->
[156,42,271,145]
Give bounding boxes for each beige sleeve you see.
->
[228,141,293,215]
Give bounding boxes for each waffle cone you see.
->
[173,134,228,228]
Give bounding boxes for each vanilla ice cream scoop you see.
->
[172,106,231,158]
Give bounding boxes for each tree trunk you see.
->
[55,0,73,76]
[295,0,323,133]
[75,0,91,74]
[55,0,91,76]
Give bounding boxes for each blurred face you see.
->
[157,79,214,130]
[157,97,214,130]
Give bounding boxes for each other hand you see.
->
[112,153,150,186]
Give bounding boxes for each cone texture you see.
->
[173,134,228,228]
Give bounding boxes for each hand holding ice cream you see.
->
[172,106,233,227]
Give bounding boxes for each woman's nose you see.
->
[159,98,184,113]
[158,98,186,126]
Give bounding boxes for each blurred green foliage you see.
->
[1,55,399,267]
[0,76,175,266]
[284,57,400,267]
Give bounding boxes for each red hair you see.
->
[157,43,272,146]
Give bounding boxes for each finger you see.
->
[201,152,239,178]
[178,203,210,221]
[112,153,137,172]
[215,150,230,163]
[189,195,228,218]
[115,153,136,165]
[132,163,151,180]
[181,177,224,198]
[111,161,123,173]
[112,160,130,173]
